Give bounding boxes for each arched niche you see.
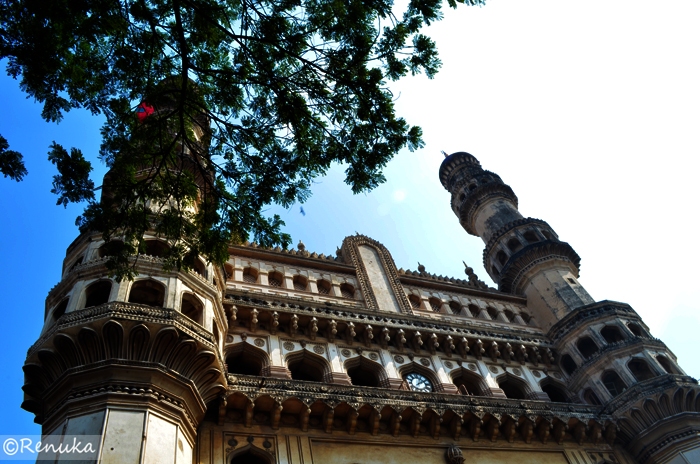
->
[451,368,489,396]
[181,292,204,326]
[560,354,578,376]
[225,342,270,376]
[228,444,274,464]
[600,325,626,344]
[656,355,678,375]
[627,323,646,338]
[286,350,332,383]
[576,336,599,360]
[628,358,657,382]
[128,279,166,307]
[83,280,112,308]
[142,239,169,257]
[602,371,627,397]
[540,380,570,403]
[50,298,69,323]
[344,356,387,388]
[583,388,602,406]
[497,374,531,400]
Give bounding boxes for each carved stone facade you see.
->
[23,152,699,463]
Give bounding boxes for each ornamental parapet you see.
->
[458,183,519,236]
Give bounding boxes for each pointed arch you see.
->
[181,292,204,326]
[397,362,442,393]
[450,367,490,396]
[540,379,571,403]
[83,279,112,309]
[225,341,270,377]
[496,373,533,400]
[343,355,388,388]
[560,354,578,376]
[583,388,602,406]
[227,444,274,464]
[285,349,332,383]
[602,370,627,397]
[102,320,124,359]
[128,279,166,307]
[628,357,657,382]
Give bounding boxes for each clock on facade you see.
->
[405,373,433,392]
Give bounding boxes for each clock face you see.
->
[406,373,433,392]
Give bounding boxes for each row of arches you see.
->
[50,279,208,328]
[233,266,356,298]
[225,344,570,403]
[560,322,650,375]
[490,228,555,276]
[407,296,532,325]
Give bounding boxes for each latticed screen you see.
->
[317,281,330,295]
[340,285,354,299]
[293,280,307,291]
[449,301,461,315]
[268,275,282,287]
[429,299,442,312]
[242,269,257,283]
[409,296,421,309]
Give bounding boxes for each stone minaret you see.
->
[439,151,594,330]
[22,87,226,463]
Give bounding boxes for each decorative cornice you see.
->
[601,375,699,416]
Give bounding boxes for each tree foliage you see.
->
[0,0,485,280]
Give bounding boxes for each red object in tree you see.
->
[136,102,154,122]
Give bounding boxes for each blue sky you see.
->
[2,0,699,435]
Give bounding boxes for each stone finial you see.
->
[297,240,305,251]
[417,262,426,273]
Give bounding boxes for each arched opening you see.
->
[541,230,553,240]
[459,193,466,202]
[292,275,308,291]
[346,357,385,388]
[51,298,69,322]
[496,250,507,266]
[468,183,477,192]
[268,271,283,288]
[577,336,599,360]
[656,356,677,374]
[69,255,84,272]
[317,279,331,295]
[507,238,523,253]
[628,323,645,337]
[224,262,234,281]
[193,258,206,278]
[498,377,528,400]
[230,448,271,464]
[84,280,112,308]
[491,265,499,276]
[142,239,169,257]
[520,312,532,324]
[340,283,355,299]
[601,325,626,344]
[98,240,124,258]
[428,298,442,312]
[487,307,499,320]
[503,309,516,323]
[242,267,258,284]
[128,280,165,307]
[408,295,421,309]
[560,354,578,376]
[181,293,204,325]
[467,304,480,318]
[541,382,569,403]
[628,358,656,382]
[226,351,263,376]
[287,352,329,383]
[602,371,627,397]
[583,388,602,406]
[449,301,462,315]
[452,369,488,396]
[523,230,539,244]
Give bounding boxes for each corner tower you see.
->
[439,152,594,329]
